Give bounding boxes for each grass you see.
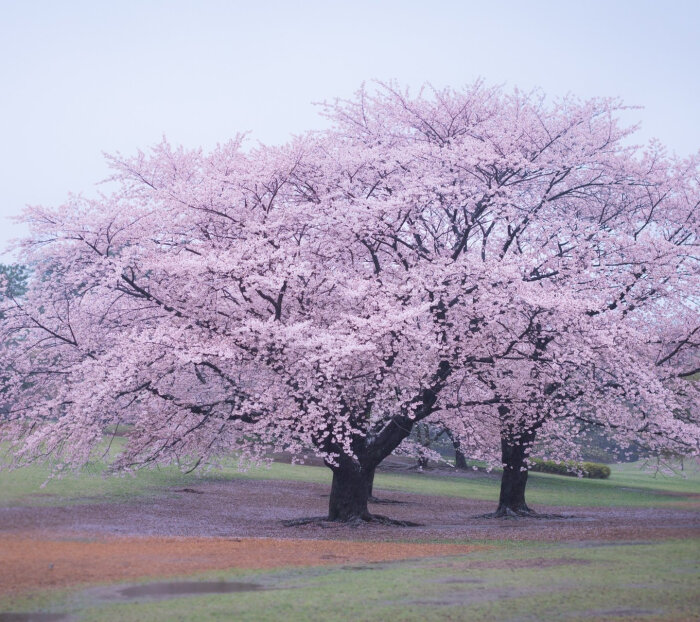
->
[0,456,213,507]
[377,465,700,508]
[3,539,698,621]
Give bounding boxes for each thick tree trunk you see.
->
[286,456,414,526]
[491,428,537,517]
[366,465,376,499]
[496,442,531,514]
[327,459,373,522]
[298,360,452,527]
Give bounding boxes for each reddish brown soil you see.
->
[0,534,486,594]
[1,476,698,594]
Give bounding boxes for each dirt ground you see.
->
[1,477,698,594]
[2,477,697,541]
[0,534,487,593]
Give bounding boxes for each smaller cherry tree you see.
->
[441,156,700,516]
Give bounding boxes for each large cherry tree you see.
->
[0,132,481,524]
[2,82,698,523]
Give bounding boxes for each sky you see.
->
[1,0,699,258]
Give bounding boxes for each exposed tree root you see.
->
[362,513,421,527]
[282,513,421,527]
[282,516,335,527]
[368,496,407,505]
[477,506,566,519]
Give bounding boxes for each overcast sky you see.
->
[1,0,699,258]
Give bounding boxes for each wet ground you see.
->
[0,533,485,593]
[1,476,697,542]
[1,476,698,597]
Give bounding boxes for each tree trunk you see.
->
[313,360,453,526]
[327,458,372,522]
[443,429,467,469]
[454,438,468,469]
[366,465,376,499]
[492,428,537,517]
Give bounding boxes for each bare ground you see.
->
[0,535,487,593]
[1,477,698,542]
[1,477,698,594]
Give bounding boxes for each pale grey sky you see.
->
[1,0,699,257]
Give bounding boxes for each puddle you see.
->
[569,541,655,548]
[447,558,591,570]
[0,615,71,622]
[565,608,662,618]
[398,585,545,607]
[113,581,263,600]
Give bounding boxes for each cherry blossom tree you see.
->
[431,127,700,516]
[313,83,699,516]
[0,134,460,524]
[2,82,698,524]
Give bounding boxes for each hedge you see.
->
[529,457,611,479]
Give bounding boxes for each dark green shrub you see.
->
[529,457,611,479]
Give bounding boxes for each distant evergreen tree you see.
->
[0,264,28,300]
